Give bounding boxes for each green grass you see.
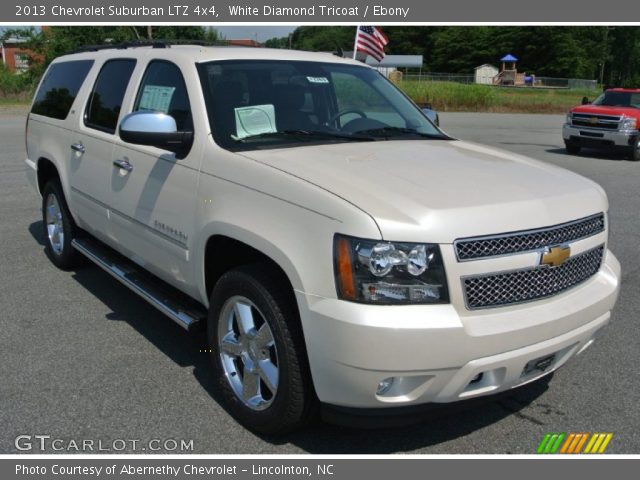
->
[0,78,597,113]
[0,95,31,107]
[398,80,596,113]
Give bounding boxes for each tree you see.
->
[264,36,290,49]
[607,27,640,86]
[291,26,355,52]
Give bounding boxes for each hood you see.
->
[571,104,640,117]
[240,140,607,243]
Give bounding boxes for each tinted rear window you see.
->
[31,60,94,120]
[85,59,137,134]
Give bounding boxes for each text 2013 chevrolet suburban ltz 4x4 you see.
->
[25,44,620,434]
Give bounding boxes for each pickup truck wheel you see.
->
[41,179,80,270]
[564,140,581,155]
[208,266,316,435]
[631,138,640,161]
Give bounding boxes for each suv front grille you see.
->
[462,245,604,309]
[454,213,605,261]
[571,113,621,130]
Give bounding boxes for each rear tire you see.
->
[564,140,581,155]
[41,179,80,270]
[207,265,317,435]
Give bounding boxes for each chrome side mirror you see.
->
[119,111,193,157]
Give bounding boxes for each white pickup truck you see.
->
[25,43,620,434]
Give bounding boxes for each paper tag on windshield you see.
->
[234,104,276,139]
[138,85,175,114]
[307,76,330,84]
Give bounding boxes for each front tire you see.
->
[207,265,316,435]
[41,179,80,270]
[564,140,581,155]
[631,137,640,161]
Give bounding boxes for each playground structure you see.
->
[492,54,532,86]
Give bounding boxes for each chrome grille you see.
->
[571,113,621,130]
[454,213,605,261]
[463,245,604,309]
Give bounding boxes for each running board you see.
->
[71,238,205,332]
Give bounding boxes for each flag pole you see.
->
[352,26,359,60]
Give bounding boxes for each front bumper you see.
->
[563,123,638,148]
[25,158,39,194]
[298,250,620,408]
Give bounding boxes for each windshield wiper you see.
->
[354,126,446,139]
[234,130,375,143]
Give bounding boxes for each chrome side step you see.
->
[72,238,205,332]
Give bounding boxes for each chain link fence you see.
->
[403,72,598,90]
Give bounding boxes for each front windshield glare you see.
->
[593,91,640,108]
[197,60,445,150]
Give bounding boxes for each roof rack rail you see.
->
[71,39,234,54]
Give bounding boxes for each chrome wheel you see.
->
[45,193,64,256]
[218,296,279,411]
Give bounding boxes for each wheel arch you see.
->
[36,157,60,194]
[198,225,304,311]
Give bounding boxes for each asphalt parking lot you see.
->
[1,107,638,454]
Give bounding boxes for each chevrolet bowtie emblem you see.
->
[540,245,571,267]
[590,117,599,125]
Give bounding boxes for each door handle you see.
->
[70,143,85,154]
[113,159,133,172]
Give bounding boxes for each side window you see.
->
[85,59,136,134]
[31,60,94,120]
[134,61,193,131]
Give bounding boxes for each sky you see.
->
[213,26,296,42]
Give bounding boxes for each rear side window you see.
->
[85,59,137,134]
[31,60,94,120]
[133,61,193,131]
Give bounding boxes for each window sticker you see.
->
[307,76,330,84]
[233,104,276,139]
[138,85,176,113]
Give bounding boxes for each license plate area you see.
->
[579,130,605,138]
[521,353,556,377]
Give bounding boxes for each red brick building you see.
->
[1,37,37,73]
[226,39,263,48]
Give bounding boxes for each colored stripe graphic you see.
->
[598,433,613,453]
[538,433,613,454]
[559,433,575,454]
[584,433,599,453]
[537,433,565,454]
[573,433,589,453]
[549,433,565,453]
[537,434,552,454]
[567,433,583,453]
[584,433,614,454]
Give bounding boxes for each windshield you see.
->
[197,60,447,151]
[592,91,640,108]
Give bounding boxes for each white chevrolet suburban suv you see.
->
[25,43,621,434]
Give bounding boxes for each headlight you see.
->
[334,234,449,304]
[621,116,637,131]
[566,113,572,124]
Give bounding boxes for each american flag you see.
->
[354,26,389,62]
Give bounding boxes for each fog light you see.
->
[376,377,395,395]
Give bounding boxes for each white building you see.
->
[475,64,499,85]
